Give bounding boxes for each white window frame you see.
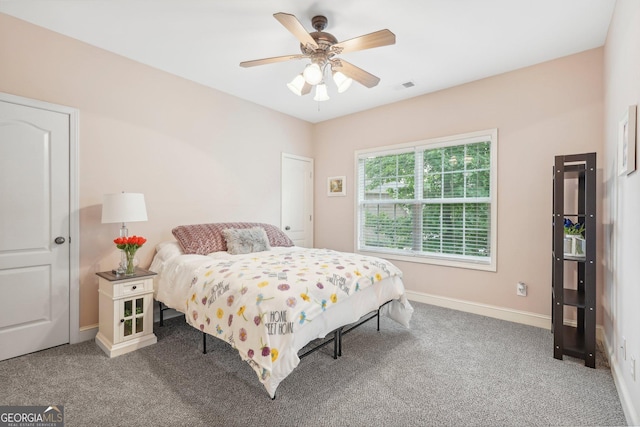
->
[354,129,498,272]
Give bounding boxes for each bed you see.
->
[149,222,413,398]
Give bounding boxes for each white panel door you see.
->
[281,153,313,247]
[0,99,70,361]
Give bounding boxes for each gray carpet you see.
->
[0,302,626,426]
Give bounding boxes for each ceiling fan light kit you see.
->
[303,63,323,85]
[332,71,353,93]
[240,12,395,102]
[286,74,312,96]
[313,83,330,102]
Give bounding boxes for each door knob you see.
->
[54,236,66,244]
[285,226,291,230]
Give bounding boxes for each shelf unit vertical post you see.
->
[584,152,596,368]
[552,155,565,361]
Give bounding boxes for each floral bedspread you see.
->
[183,248,404,396]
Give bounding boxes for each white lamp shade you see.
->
[303,63,323,85]
[287,74,311,96]
[313,83,330,102]
[101,193,148,224]
[333,71,353,93]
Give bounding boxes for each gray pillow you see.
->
[222,227,271,255]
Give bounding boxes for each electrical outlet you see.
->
[516,282,527,297]
[621,337,627,361]
[631,356,636,381]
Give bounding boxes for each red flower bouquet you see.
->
[114,235,147,275]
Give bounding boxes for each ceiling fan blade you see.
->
[273,12,319,50]
[332,59,380,88]
[240,54,305,68]
[332,29,396,54]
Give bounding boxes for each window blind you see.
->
[356,130,496,269]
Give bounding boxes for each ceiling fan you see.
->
[239,12,395,101]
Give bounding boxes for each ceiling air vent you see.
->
[402,81,415,88]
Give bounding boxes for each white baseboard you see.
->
[405,291,606,345]
[405,290,552,329]
[602,330,640,426]
[75,323,98,343]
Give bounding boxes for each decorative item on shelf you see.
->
[114,236,147,275]
[101,192,148,274]
[563,218,585,257]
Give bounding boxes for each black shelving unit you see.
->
[552,152,596,368]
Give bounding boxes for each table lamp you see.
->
[102,192,148,274]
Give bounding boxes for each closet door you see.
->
[281,153,314,247]
[0,97,70,361]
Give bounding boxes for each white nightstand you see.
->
[95,268,157,357]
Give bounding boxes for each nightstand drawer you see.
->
[114,279,152,297]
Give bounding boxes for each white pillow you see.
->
[149,241,184,274]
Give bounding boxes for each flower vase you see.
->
[125,250,137,276]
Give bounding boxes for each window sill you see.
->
[357,249,497,272]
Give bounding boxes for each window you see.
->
[356,129,497,271]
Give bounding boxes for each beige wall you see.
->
[0,12,612,357]
[0,13,314,327]
[313,48,604,322]
[603,0,640,423]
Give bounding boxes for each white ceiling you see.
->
[0,0,615,123]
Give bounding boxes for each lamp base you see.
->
[116,225,128,275]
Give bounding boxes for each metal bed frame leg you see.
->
[337,301,390,358]
[203,332,207,354]
[332,329,344,359]
[158,301,164,326]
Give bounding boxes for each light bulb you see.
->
[303,63,323,85]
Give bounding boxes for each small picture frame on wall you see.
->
[328,176,346,196]
[618,104,637,176]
